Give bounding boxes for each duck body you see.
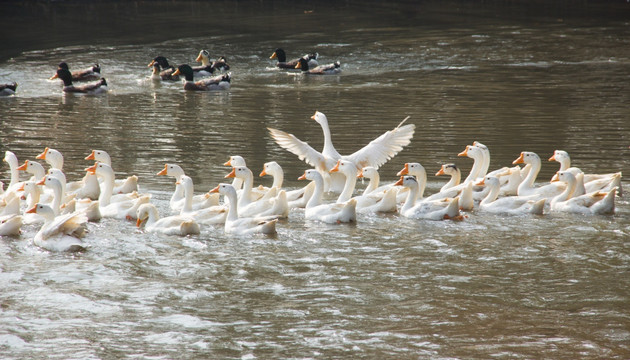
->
[194,50,230,76]
[295,57,340,75]
[148,56,179,81]
[50,62,101,82]
[0,82,17,96]
[270,48,318,69]
[136,203,200,236]
[27,203,87,252]
[268,111,415,193]
[172,64,230,91]
[55,68,107,94]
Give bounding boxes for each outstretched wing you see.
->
[346,118,415,170]
[268,127,326,169]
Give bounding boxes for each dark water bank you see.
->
[2,0,630,61]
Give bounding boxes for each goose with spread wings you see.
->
[268,111,415,193]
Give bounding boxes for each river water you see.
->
[0,1,629,359]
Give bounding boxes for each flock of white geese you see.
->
[0,111,622,252]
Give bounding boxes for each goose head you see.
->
[85,149,112,166]
[224,155,246,167]
[310,111,328,126]
[260,161,281,177]
[157,163,185,178]
[3,151,18,168]
[358,166,378,179]
[436,163,459,177]
[36,147,64,169]
[397,162,426,178]
[329,159,356,175]
[225,166,252,180]
[512,151,539,165]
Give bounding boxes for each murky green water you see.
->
[1,1,629,358]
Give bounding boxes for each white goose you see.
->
[3,151,22,195]
[269,111,415,193]
[330,159,398,213]
[178,175,228,225]
[156,163,219,211]
[513,151,565,200]
[225,166,289,218]
[550,171,616,215]
[260,161,314,203]
[209,183,278,235]
[86,162,150,220]
[435,163,461,193]
[0,214,22,236]
[298,169,357,224]
[85,149,139,194]
[26,203,88,252]
[549,150,622,196]
[136,203,200,236]
[476,176,545,215]
[395,176,462,220]
[35,147,96,198]
[17,181,45,224]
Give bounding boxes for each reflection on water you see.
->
[1,1,630,359]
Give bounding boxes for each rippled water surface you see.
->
[1,1,629,358]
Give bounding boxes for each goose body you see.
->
[298,169,357,224]
[136,203,200,236]
[0,214,22,236]
[268,111,415,193]
[172,64,231,91]
[476,176,545,215]
[178,176,228,225]
[26,203,87,252]
[210,183,278,235]
[513,151,565,200]
[550,171,616,215]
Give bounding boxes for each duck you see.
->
[550,171,616,215]
[54,68,108,94]
[295,57,340,75]
[147,56,179,81]
[85,149,138,194]
[136,203,200,236]
[298,169,357,224]
[49,62,101,82]
[225,166,289,218]
[0,82,17,96]
[156,163,219,211]
[0,214,22,236]
[549,150,622,196]
[209,183,278,235]
[26,203,88,252]
[512,151,565,200]
[476,176,545,215]
[395,176,463,220]
[259,161,314,204]
[330,159,398,213]
[85,162,150,220]
[171,64,231,91]
[268,111,415,193]
[178,175,228,225]
[270,48,318,69]
[193,50,230,76]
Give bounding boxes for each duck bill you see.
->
[148,60,156,67]
[156,164,168,176]
[85,150,96,161]
[209,185,220,193]
[172,68,181,77]
[195,54,203,62]
[513,152,525,164]
[224,168,236,178]
[295,62,302,69]
[35,147,49,160]
[396,163,409,176]
[49,73,59,80]
[270,52,277,60]
[310,112,317,120]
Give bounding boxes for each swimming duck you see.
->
[26,203,88,252]
[49,62,101,82]
[298,169,357,224]
[268,111,415,193]
[295,57,340,75]
[54,68,107,94]
[147,56,179,81]
[172,64,231,91]
[193,50,230,76]
[550,171,616,215]
[0,82,17,96]
[136,203,200,236]
[270,48,318,69]
[476,176,545,215]
[210,183,278,235]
